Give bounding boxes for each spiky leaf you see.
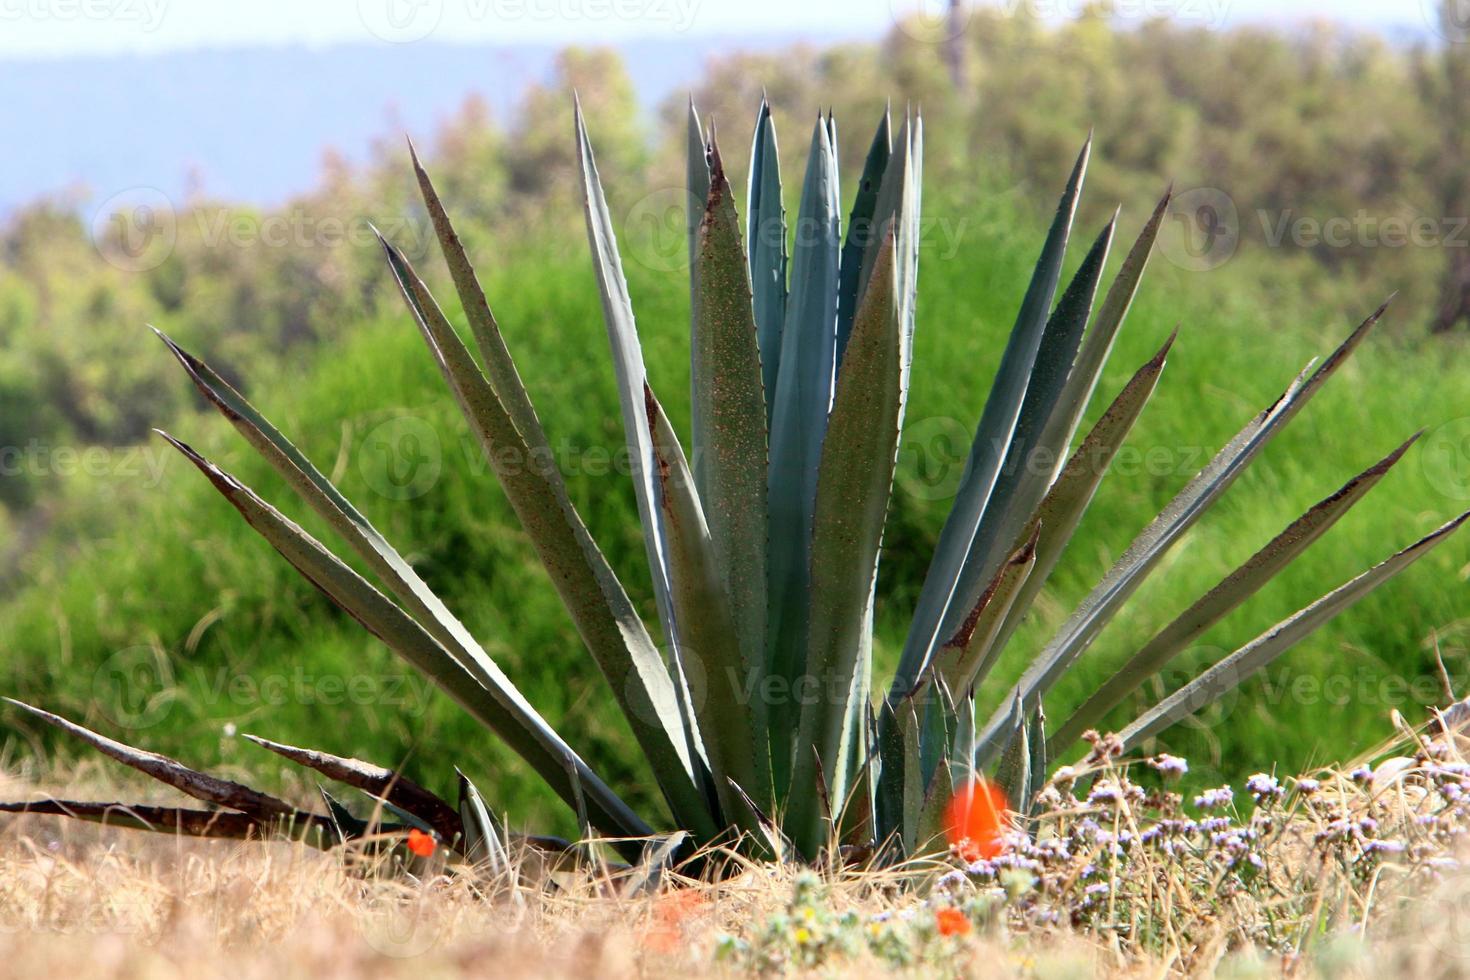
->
[1051,432,1422,752]
[1118,511,1470,751]
[786,233,902,854]
[892,138,1091,698]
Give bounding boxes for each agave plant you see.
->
[5,98,1465,870]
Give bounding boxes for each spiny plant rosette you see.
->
[4,99,1465,872]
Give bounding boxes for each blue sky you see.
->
[0,0,1432,56]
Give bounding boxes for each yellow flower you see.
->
[794,927,812,945]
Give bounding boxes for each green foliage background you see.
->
[1,17,1468,836]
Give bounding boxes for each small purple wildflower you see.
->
[1245,773,1283,802]
[1147,754,1189,778]
[1193,786,1234,810]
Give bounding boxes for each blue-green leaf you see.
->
[457,770,510,874]
[690,137,770,715]
[1051,432,1422,753]
[747,98,787,415]
[156,432,654,842]
[686,99,710,276]
[984,332,1176,670]
[574,105,721,831]
[1038,189,1171,467]
[645,385,771,821]
[937,217,1116,648]
[975,301,1391,765]
[785,231,901,855]
[374,230,714,836]
[891,138,1091,700]
[687,100,712,497]
[766,116,842,790]
[1117,510,1470,751]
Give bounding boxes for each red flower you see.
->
[406,828,436,857]
[641,890,706,954]
[935,906,972,937]
[943,778,1010,863]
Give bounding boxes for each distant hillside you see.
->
[0,35,852,215]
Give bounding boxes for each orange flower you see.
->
[935,906,972,937]
[943,778,1010,863]
[654,889,707,925]
[641,890,707,954]
[406,828,436,857]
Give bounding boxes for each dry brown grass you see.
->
[5,755,1470,979]
[0,814,1096,979]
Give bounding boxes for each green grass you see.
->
[2,182,1467,837]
